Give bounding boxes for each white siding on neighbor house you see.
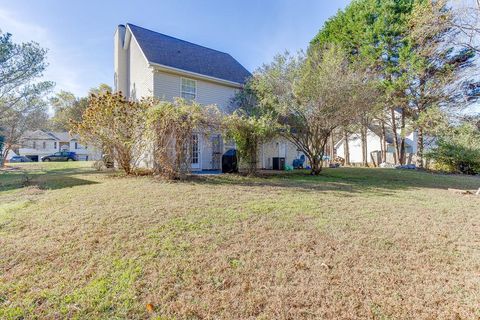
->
[153,70,238,111]
[336,130,383,164]
[19,138,101,162]
[336,130,420,165]
[128,35,154,99]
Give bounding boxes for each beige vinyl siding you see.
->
[153,70,239,111]
[196,80,238,111]
[152,71,181,101]
[128,36,154,99]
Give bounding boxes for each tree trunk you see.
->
[399,110,406,165]
[248,140,258,175]
[381,121,387,163]
[330,134,335,161]
[0,145,9,167]
[416,127,424,169]
[361,124,368,167]
[390,108,399,165]
[343,130,350,166]
[310,157,323,175]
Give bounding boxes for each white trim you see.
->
[125,24,148,64]
[150,62,243,88]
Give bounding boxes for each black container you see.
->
[222,149,238,173]
[272,157,285,170]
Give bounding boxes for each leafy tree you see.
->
[71,92,149,174]
[49,91,86,131]
[49,84,112,131]
[403,0,477,168]
[252,46,379,175]
[223,112,278,175]
[312,0,418,165]
[226,82,279,175]
[0,31,53,166]
[448,0,480,54]
[88,83,112,96]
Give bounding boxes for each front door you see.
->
[191,134,201,170]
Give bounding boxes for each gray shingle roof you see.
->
[22,130,79,141]
[127,24,251,85]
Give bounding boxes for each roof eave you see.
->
[149,62,245,89]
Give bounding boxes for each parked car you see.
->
[9,156,32,163]
[41,151,78,162]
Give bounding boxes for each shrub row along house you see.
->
[114,23,299,171]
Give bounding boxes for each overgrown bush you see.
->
[71,92,150,174]
[427,123,480,175]
[147,99,220,179]
[223,112,278,175]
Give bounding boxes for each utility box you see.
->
[272,157,285,170]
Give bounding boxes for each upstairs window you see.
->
[181,78,196,100]
[42,141,46,149]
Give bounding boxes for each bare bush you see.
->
[71,92,150,175]
[146,99,221,179]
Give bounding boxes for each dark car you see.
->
[9,156,32,163]
[41,151,78,162]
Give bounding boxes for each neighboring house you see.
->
[18,130,101,162]
[1,149,18,162]
[335,125,427,166]
[114,23,300,170]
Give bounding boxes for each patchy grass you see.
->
[0,162,479,319]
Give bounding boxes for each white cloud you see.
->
[0,8,87,97]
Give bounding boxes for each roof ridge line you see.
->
[126,23,232,57]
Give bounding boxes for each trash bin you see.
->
[272,157,285,170]
[222,149,238,173]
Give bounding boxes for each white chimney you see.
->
[114,24,128,96]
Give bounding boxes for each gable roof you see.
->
[22,130,78,141]
[126,24,251,85]
[48,132,79,141]
[22,130,56,140]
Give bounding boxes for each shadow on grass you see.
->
[188,168,480,196]
[0,165,101,192]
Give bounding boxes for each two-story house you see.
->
[19,130,101,162]
[114,23,300,171]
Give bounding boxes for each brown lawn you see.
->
[0,162,479,319]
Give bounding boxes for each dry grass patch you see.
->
[0,162,479,319]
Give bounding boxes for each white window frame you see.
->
[181,78,196,100]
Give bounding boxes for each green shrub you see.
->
[427,123,480,175]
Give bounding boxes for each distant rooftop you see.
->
[126,23,251,84]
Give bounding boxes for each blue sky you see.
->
[0,0,350,97]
